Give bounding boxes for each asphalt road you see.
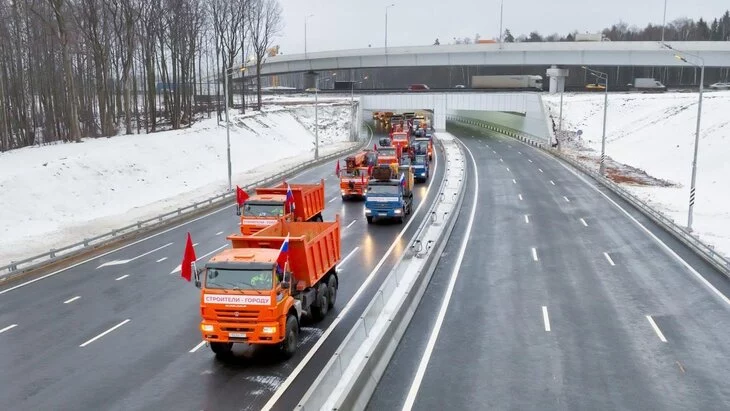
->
[0,127,445,411]
[368,124,730,410]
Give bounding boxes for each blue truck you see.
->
[411,154,429,183]
[364,164,414,224]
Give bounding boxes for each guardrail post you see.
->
[50,249,56,258]
[137,221,142,228]
[83,238,90,247]
[10,262,17,272]
[112,229,117,236]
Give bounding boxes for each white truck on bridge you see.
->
[471,75,543,90]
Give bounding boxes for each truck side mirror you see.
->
[280,272,291,290]
[235,205,241,216]
[194,268,203,288]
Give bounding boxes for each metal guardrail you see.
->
[447,114,730,278]
[1,126,371,280]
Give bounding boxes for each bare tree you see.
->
[248,0,282,109]
[48,0,82,142]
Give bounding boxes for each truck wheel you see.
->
[281,315,298,359]
[210,342,233,357]
[327,275,338,309]
[311,283,329,322]
[366,216,373,224]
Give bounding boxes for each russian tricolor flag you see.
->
[276,234,290,272]
[399,173,405,186]
[286,183,295,213]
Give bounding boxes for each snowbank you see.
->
[543,91,730,257]
[0,106,357,264]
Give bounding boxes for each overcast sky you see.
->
[276,0,729,54]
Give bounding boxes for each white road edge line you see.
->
[262,138,440,411]
[115,274,129,281]
[336,247,360,269]
[525,215,530,224]
[79,319,131,347]
[63,296,81,304]
[604,252,616,266]
[402,137,478,411]
[532,247,539,262]
[646,315,667,342]
[0,324,18,334]
[580,218,588,227]
[345,219,357,229]
[189,340,206,353]
[553,158,730,308]
[542,306,551,332]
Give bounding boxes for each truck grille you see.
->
[213,308,260,324]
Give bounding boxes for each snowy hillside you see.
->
[0,105,357,264]
[543,91,730,257]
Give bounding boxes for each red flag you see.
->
[236,185,249,207]
[181,232,197,282]
[335,161,340,176]
[361,174,365,184]
[374,144,377,151]
[368,165,373,176]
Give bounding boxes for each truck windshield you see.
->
[414,155,426,164]
[379,149,396,156]
[368,184,400,195]
[205,268,274,291]
[243,202,284,217]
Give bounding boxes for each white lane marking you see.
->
[402,137,478,411]
[525,215,530,224]
[63,296,81,304]
[193,243,199,247]
[512,179,516,184]
[336,247,360,269]
[156,257,168,263]
[550,180,556,185]
[262,139,441,411]
[518,151,522,155]
[542,306,551,332]
[492,150,496,154]
[518,194,523,201]
[538,168,544,173]
[328,197,338,203]
[505,167,510,171]
[79,319,131,347]
[95,242,174,269]
[556,160,730,308]
[115,274,129,281]
[563,196,570,202]
[580,218,588,227]
[500,158,504,162]
[345,219,357,229]
[170,244,230,274]
[189,340,207,353]
[646,315,667,342]
[604,252,616,266]
[216,231,224,236]
[528,159,533,163]
[0,324,18,334]
[532,247,539,262]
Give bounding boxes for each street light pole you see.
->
[314,88,319,160]
[661,0,668,42]
[304,14,314,58]
[582,66,609,175]
[499,0,504,49]
[223,65,232,191]
[688,62,704,231]
[385,4,395,54]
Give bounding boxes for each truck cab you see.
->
[364,165,414,224]
[238,180,326,235]
[376,146,399,165]
[412,154,429,183]
[340,166,370,200]
[391,131,410,154]
[413,137,433,162]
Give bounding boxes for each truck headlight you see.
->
[420,172,426,176]
[394,209,402,214]
[201,324,214,332]
[262,326,277,334]
[365,208,371,214]
[341,190,346,195]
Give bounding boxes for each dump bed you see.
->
[255,179,326,221]
[228,217,341,288]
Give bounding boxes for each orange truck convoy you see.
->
[339,150,377,200]
[196,215,341,358]
[237,180,326,235]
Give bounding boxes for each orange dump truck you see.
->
[340,167,370,199]
[238,179,326,235]
[196,216,342,358]
[391,131,410,154]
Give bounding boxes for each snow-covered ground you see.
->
[543,91,730,258]
[0,104,357,264]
